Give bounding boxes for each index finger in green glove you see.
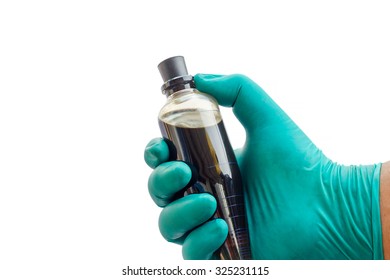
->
[144,137,170,169]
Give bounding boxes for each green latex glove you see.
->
[145,74,384,260]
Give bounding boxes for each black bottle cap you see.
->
[158,56,189,82]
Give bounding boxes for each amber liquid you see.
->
[159,119,251,260]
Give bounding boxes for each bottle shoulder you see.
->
[159,89,222,128]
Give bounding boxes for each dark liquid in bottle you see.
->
[159,119,251,260]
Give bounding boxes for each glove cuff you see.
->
[371,163,383,260]
[322,161,384,259]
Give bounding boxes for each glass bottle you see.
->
[157,56,251,260]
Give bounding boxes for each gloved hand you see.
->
[144,74,384,260]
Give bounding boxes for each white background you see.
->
[1,0,390,279]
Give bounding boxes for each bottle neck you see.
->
[161,75,195,97]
